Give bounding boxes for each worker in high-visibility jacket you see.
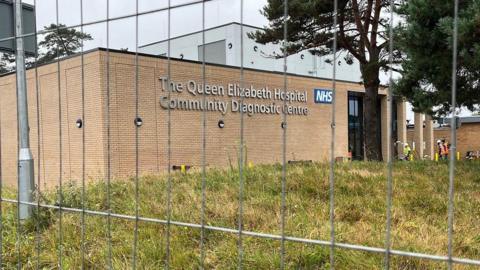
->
[437,140,442,159]
[444,140,450,160]
[403,143,412,161]
[440,139,449,160]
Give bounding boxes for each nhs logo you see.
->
[314,89,333,104]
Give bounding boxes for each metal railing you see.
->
[0,0,477,269]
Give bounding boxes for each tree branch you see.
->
[351,0,371,53]
[339,10,366,64]
[370,0,382,47]
[364,0,374,35]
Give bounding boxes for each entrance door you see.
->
[348,93,364,160]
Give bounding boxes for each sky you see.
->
[27,0,268,51]
[20,0,473,120]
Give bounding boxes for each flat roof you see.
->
[139,22,261,48]
[1,47,367,85]
[457,116,480,124]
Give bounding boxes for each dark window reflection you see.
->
[348,92,364,160]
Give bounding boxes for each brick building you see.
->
[0,48,400,188]
[406,117,480,159]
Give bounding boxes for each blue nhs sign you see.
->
[314,89,333,104]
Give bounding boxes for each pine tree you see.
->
[395,0,480,115]
[0,57,9,74]
[37,23,92,64]
[0,24,92,72]
[250,0,400,161]
[0,53,16,74]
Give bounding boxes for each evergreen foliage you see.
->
[249,0,401,160]
[395,0,480,115]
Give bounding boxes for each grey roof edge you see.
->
[139,22,263,48]
[451,116,480,123]
[0,0,34,10]
[1,47,367,85]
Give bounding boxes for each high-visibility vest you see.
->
[440,145,447,155]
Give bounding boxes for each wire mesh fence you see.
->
[0,0,479,269]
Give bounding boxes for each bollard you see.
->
[435,153,439,162]
[457,152,460,161]
[181,164,186,173]
[248,161,254,169]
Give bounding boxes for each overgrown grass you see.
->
[1,161,480,269]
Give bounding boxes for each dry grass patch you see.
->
[1,161,479,269]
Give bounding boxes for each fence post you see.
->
[15,0,34,220]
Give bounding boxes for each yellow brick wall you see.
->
[101,51,372,179]
[0,49,387,187]
[407,124,480,158]
[0,52,106,188]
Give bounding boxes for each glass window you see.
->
[348,93,364,160]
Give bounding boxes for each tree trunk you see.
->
[361,65,382,161]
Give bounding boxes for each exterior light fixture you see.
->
[228,43,233,49]
[281,122,287,129]
[134,117,143,127]
[76,119,83,128]
[218,120,225,128]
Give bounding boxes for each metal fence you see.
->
[0,0,479,269]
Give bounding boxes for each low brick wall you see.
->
[407,123,480,158]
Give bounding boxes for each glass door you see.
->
[348,93,364,160]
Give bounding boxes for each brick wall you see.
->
[406,123,480,158]
[0,49,387,188]
[0,52,106,188]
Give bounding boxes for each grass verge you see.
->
[1,161,479,269]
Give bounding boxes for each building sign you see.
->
[158,76,309,116]
[314,89,333,104]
